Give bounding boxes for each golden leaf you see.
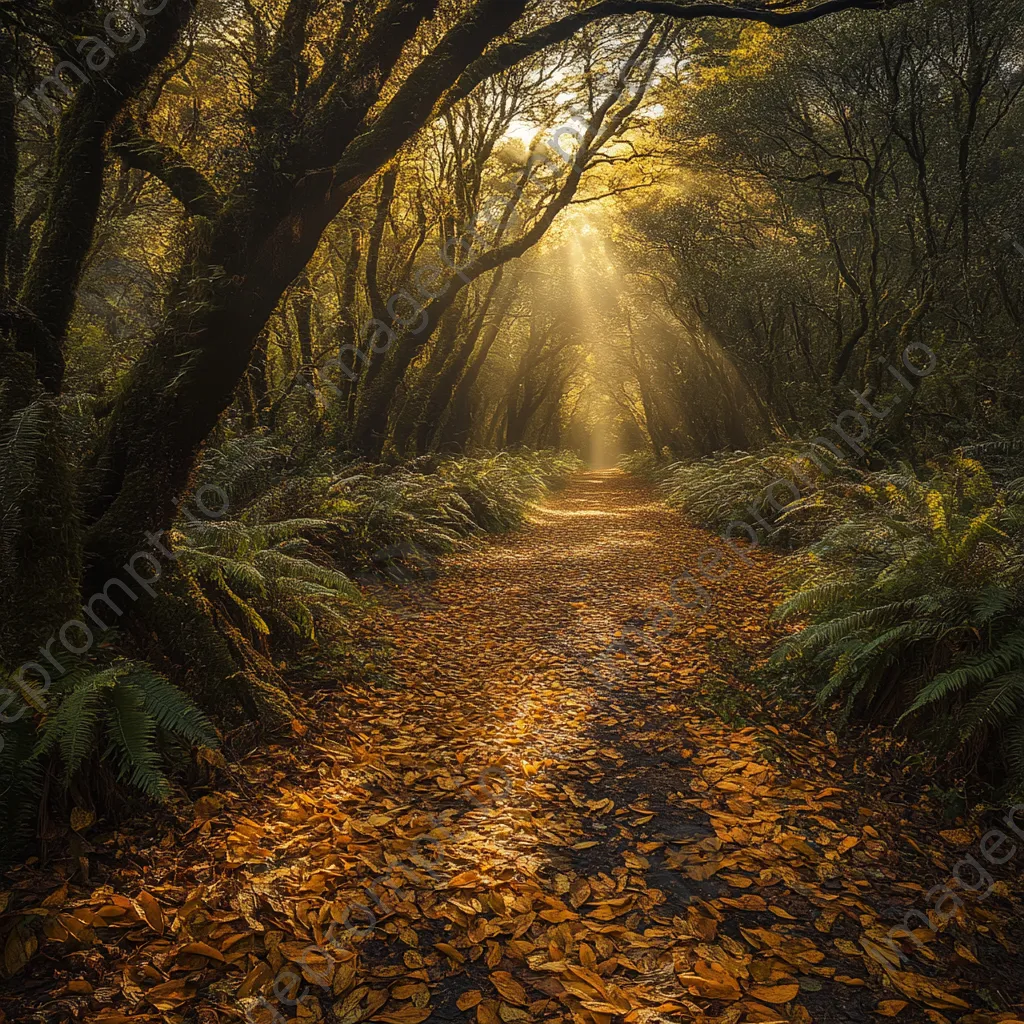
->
[477,1000,502,1024]
[145,979,196,1010]
[678,962,741,1002]
[875,1001,909,1017]
[938,829,973,847]
[180,941,227,962]
[747,984,799,1004]
[490,971,528,1006]
[3,929,34,977]
[448,871,481,888]
[136,890,164,935]
[457,990,483,1010]
[373,1007,432,1024]
[193,794,222,822]
[498,1004,530,1023]
[70,807,95,832]
[334,963,357,996]
[238,961,275,998]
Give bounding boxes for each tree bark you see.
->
[14,0,194,392]
[83,0,533,579]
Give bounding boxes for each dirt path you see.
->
[3,474,1021,1024]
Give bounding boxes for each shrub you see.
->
[319,450,580,574]
[1,659,217,859]
[178,516,360,646]
[618,450,668,482]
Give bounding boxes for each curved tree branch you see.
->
[440,0,915,114]
[111,118,222,219]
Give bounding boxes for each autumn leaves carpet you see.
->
[2,473,1022,1024]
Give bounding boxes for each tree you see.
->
[0,0,915,664]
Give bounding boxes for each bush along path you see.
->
[2,473,1023,1024]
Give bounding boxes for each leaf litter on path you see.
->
[2,474,1023,1024]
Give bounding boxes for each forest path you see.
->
[4,474,1015,1024]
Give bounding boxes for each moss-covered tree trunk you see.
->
[84,0,534,575]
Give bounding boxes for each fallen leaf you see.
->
[490,972,528,1007]
[876,1001,909,1017]
[458,991,483,1010]
[748,984,799,1004]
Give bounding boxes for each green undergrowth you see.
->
[0,442,580,858]
[624,443,1024,797]
[622,443,859,548]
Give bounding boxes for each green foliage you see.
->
[0,716,44,860]
[160,442,580,705]
[769,456,1024,791]
[323,450,580,573]
[0,657,218,854]
[441,451,579,532]
[631,0,1024,458]
[655,442,856,546]
[0,395,83,664]
[0,399,50,650]
[0,399,48,576]
[193,434,296,512]
[178,516,359,644]
[33,661,217,799]
[618,450,667,482]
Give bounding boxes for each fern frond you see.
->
[105,681,169,801]
[127,667,218,748]
[33,669,117,780]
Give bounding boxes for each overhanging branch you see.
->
[111,119,222,219]
[440,0,915,113]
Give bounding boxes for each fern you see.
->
[129,667,218,748]
[0,400,50,651]
[177,516,359,647]
[31,660,218,800]
[769,455,1024,791]
[33,667,113,779]
[171,446,576,716]
[655,441,860,546]
[0,721,44,862]
[106,681,168,800]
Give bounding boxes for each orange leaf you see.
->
[145,979,196,1010]
[180,941,226,962]
[477,1001,502,1024]
[875,1001,909,1017]
[373,1008,432,1024]
[678,962,741,1002]
[136,891,164,935]
[489,972,528,1006]
[719,895,768,912]
[748,984,799,1004]
[436,943,466,963]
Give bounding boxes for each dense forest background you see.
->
[2,0,1024,860]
